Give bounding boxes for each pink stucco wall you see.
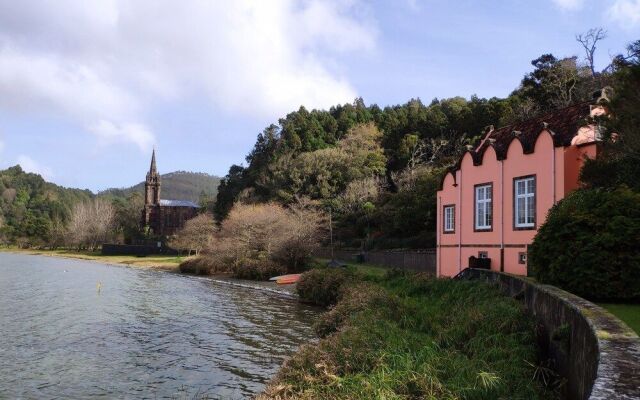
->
[437,131,598,277]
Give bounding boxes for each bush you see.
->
[296,268,353,307]
[231,258,287,280]
[530,187,640,302]
[169,213,216,256]
[178,256,225,275]
[194,202,323,279]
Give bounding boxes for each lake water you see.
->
[0,253,319,399]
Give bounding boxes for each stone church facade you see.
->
[141,150,199,236]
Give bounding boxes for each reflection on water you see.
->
[0,253,319,399]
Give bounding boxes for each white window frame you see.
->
[514,176,536,229]
[443,205,455,233]
[475,183,492,231]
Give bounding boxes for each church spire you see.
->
[145,148,161,206]
[150,147,157,174]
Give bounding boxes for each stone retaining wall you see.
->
[460,269,640,400]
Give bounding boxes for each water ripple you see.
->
[0,253,319,399]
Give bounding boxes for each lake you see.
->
[0,253,319,399]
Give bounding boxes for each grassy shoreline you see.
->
[0,247,184,271]
[260,266,556,399]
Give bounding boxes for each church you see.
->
[141,150,199,236]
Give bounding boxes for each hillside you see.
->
[0,165,93,245]
[214,47,624,249]
[100,171,221,203]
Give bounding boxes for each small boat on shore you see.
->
[269,273,302,285]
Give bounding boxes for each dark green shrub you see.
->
[232,258,286,280]
[296,268,353,307]
[530,187,640,301]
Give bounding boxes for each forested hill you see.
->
[100,171,221,203]
[0,165,93,245]
[214,39,639,249]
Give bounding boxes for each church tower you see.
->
[145,149,161,206]
[139,148,198,236]
[142,149,161,231]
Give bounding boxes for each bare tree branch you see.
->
[576,27,607,77]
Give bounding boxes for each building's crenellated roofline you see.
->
[438,101,594,190]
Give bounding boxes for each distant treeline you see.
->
[0,168,221,247]
[0,165,93,246]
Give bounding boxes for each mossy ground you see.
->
[598,303,640,335]
[261,264,557,400]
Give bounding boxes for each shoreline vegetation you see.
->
[259,266,557,400]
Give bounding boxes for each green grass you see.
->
[314,257,391,278]
[599,303,640,335]
[261,269,556,400]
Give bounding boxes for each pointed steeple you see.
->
[150,147,157,174]
[145,148,161,206]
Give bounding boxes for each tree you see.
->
[515,54,590,112]
[262,122,387,202]
[580,40,640,191]
[214,164,247,221]
[67,198,116,250]
[169,213,216,255]
[201,202,323,278]
[110,192,144,243]
[576,27,607,77]
[274,201,325,271]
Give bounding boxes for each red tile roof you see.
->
[483,101,592,159]
[441,101,593,189]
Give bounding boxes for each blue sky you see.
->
[0,0,638,192]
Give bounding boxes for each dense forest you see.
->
[215,31,639,249]
[0,166,93,246]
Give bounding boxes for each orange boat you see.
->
[269,273,302,285]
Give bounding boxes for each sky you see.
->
[0,0,638,192]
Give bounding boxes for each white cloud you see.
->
[607,0,640,29]
[17,155,54,180]
[551,0,640,27]
[89,120,154,151]
[0,0,376,150]
[551,0,585,10]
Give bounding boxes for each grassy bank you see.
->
[259,267,555,400]
[599,303,640,335]
[0,247,183,271]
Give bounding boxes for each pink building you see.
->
[437,97,607,277]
